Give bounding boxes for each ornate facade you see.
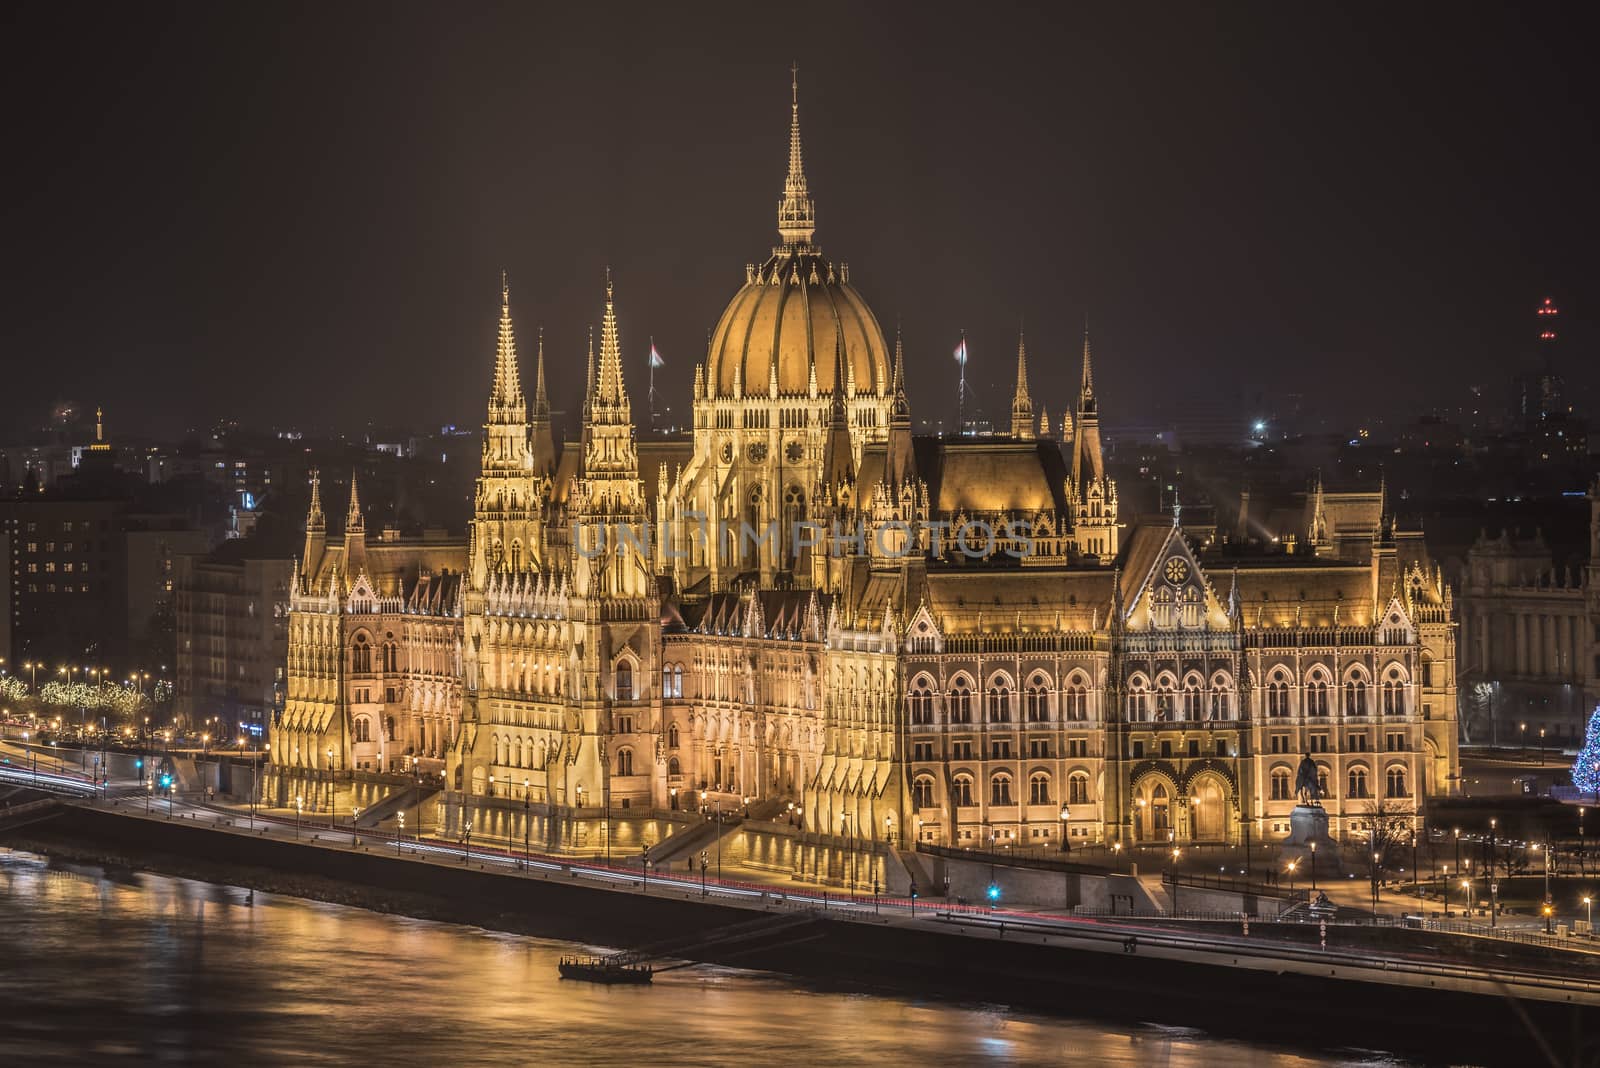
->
[273,75,1460,850]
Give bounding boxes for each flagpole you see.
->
[957,330,968,435]
[648,335,657,430]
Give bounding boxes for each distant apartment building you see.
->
[173,545,293,739]
[1457,479,1600,747]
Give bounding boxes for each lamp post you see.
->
[1539,726,1547,766]
[642,847,650,893]
[1310,841,1318,892]
[295,795,303,840]
[1059,804,1071,854]
[700,849,709,895]
[1460,878,1471,919]
[1453,827,1461,886]
[715,800,723,881]
[1585,895,1593,933]
[397,811,405,855]
[1538,839,1553,934]
[523,778,531,871]
[325,745,336,830]
[1112,840,1123,872]
[1519,722,1527,759]
[462,820,473,866]
[351,806,362,847]
[841,812,853,896]
[1287,858,1298,892]
[669,785,678,811]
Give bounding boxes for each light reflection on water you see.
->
[0,849,1400,1066]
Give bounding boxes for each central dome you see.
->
[704,70,890,401]
[707,249,889,398]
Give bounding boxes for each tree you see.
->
[1573,706,1600,796]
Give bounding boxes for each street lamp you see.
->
[1286,858,1299,892]
[1460,878,1471,918]
[1112,840,1123,872]
[1585,895,1593,932]
[522,778,531,871]
[351,806,362,847]
[462,820,473,865]
[295,795,304,840]
[1535,840,1553,933]
[1059,804,1071,854]
[1310,841,1318,892]
[397,810,405,855]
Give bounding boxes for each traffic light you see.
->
[135,759,143,769]
[159,773,173,789]
[986,883,1000,903]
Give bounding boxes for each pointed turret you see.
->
[480,279,532,476]
[1010,327,1034,439]
[822,331,855,491]
[884,328,915,489]
[776,64,816,247]
[1071,327,1104,486]
[345,470,364,534]
[583,325,596,420]
[302,468,327,580]
[594,269,629,411]
[488,271,526,420]
[530,326,555,476]
[343,469,367,576]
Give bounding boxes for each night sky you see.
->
[4,2,1596,439]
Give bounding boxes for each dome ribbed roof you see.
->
[707,248,889,398]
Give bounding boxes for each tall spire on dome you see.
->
[488,271,526,421]
[776,63,816,247]
[1011,326,1034,439]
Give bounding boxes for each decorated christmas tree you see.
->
[1573,706,1600,794]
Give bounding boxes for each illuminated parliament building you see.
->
[272,77,1459,859]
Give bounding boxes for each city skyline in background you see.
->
[2,3,1596,439]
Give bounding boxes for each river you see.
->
[0,848,1405,1066]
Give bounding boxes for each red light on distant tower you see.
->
[1537,297,1558,341]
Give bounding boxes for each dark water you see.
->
[0,849,1401,1066]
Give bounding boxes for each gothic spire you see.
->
[1078,323,1096,411]
[776,64,816,246]
[488,272,526,421]
[890,326,909,422]
[306,468,325,533]
[346,470,364,534]
[530,326,555,477]
[1011,326,1034,439]
[594,269,629,410]
[533,325,550,419]
[583,325,596,419]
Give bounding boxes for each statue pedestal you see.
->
[1280,804,1343,874]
